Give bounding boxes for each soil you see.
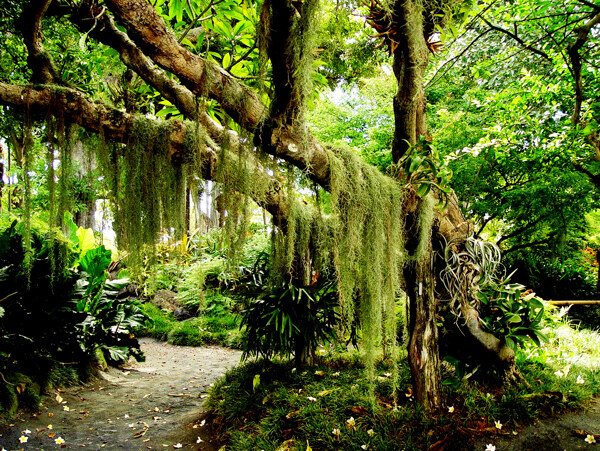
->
[469,399,600,451]
[1,339,599,450]
[0,338,241,451]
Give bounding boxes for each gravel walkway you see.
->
[0,339,242,450]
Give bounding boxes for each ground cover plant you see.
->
[205,316,600,450]
[134,229,269,348]
[139,292,242,348]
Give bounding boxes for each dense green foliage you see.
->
[0,218,145,416]
[206,320,600,450]
[139,293,242,348]
[237,254,341,362]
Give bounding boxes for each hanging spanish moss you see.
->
[21,116,34,281]
[44,116,59,287]
[216,131,253,266]
[411,193,435,263]
[270,187,331,284]
[55,120,76,230]
[94,116,211,267]
[328,145,407,402]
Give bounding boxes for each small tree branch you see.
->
[425,29,491,88]
[503,236,555,255]
[573,162,600,190]
[567,11,600,124]
[481,17,552,61]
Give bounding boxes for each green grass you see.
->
[204,323,600,450]
[138,298,242,348]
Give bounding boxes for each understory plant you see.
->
[237,256,341,365]
[441,237,549,351]
[205,322,600,451]
[0,218,145,416]
[478,282,548,350]
[74,245,146,364]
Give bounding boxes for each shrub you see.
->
[0,219,145,415]
[237,258,341,364]
[510,256,596,300]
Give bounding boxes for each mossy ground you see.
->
[138,301,242,348]
[0,364,95,419]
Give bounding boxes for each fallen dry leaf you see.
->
[132,428,149,438]
[350,406,369,415]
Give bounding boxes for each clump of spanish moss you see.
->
[328,145,406,402]
[410,193,435,263]
[258,0,321,129]
[96,116,207,267]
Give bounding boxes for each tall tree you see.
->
[0,0,527,411]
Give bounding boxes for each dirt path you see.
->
[471,399,600,451]
[0,338,242,451]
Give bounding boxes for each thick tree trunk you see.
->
[405,259,441,411]
[404,205,442,411]
[390,0,440,409]
[391,0,429,162]
[74,197,96,229]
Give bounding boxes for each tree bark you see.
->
[404,198,442,411]
[391,0,429,162]
[389,0,440,409]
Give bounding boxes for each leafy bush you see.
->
[478,283,548,350]
[237,258,341,363]
[139,294,241,348]
[140,261,186,297]
[174,258,227,311]
[0,220,81,370]
[74,245,147,364]
[510,256,596,300]
[0,219,145,415]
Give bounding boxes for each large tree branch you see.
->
[0,83,288,222]
[21,0,58,83]
[573,161,600,189]
[103,0,265,130]
[101,0,334,189]
[503,236,555,255]
[65,4,200,120]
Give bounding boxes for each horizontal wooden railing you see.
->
[547,300,600,305]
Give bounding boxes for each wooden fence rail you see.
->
[547,300,600,305]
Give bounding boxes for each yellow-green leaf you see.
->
[252,374,260,392]
[76,227,96,256]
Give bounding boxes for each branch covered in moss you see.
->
[0,83,288,221]
[21,0,58,84]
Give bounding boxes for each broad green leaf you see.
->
[222,53,231,69]
[76,227,96,256]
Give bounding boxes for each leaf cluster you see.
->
[479,283,548,351]
[237,255,341,362]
